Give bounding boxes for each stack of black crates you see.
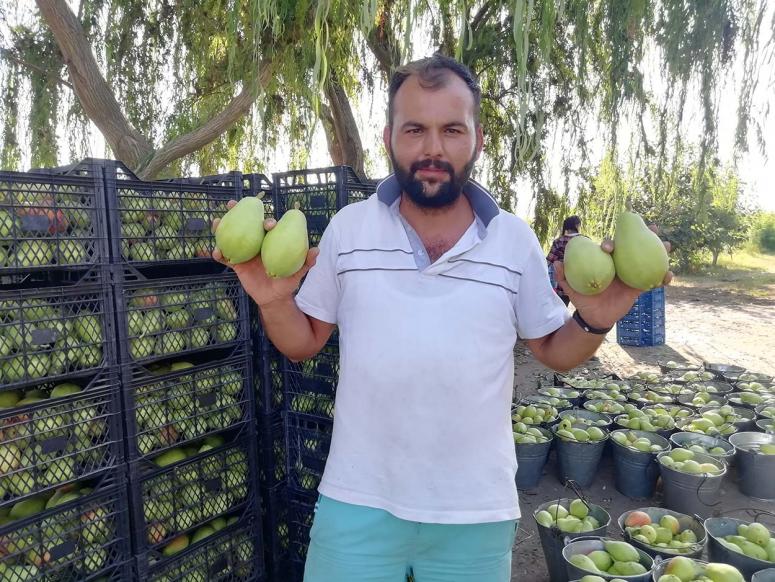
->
[0,165,132,579]
[269,167,376,581]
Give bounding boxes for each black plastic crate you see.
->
[272,166,375,246]
[0,475,131,581]
[141,517,263,581]
[260,483,289,576]
[0,274,115,390]
[0,168,108,278]
[285,414,332,496]
[251,308,285,415]
[128,435,258,558]
[283,337,339,421]
[113,266,249,365]
[122,348,254,461]
[287,491,316,579]
[257,412,286,489]
[0,369,123,511]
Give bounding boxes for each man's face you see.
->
[384,73,483,209]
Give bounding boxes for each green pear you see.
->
[562,236,615,295]
[261,208,309,278]
[744,522,771,546]
[214,197,265,263]
[612,211,669,290]
[535,510,553,528]
[557,516,583,533]
[587,549,612,572]
[162,534,190,556]
[569,553,599,573]
[612,560,647,575]
[569,498,589,519]
[604,540,640,562]
[663,555,698,581]
[703,562,744,582]
[546,503,568,520]
[153,448,187,468]
[736,539,767,560]
[759,443,775,455]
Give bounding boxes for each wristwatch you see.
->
[572,310,613,335]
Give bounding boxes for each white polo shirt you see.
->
[295,174,568,524]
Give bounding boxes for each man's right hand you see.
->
[211,199,320,308]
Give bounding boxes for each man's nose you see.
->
[423,130,444,158]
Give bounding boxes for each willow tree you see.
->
[1,1,772,236]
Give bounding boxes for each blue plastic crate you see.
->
[616,288,666,347]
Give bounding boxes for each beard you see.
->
[390,150,477,209]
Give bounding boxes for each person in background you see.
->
[547,215,582,306]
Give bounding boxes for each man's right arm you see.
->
[258,296,335,361]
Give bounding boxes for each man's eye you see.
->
[446,128,461,134]
[407,128,422,134]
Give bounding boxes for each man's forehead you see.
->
[392,73,476,119]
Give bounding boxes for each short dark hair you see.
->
[563,216,581,233]
[387,54,481,125]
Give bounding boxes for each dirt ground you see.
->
[510,281,775,581]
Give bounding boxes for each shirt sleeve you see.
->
[514,232,570,339]
[295,223,340,324]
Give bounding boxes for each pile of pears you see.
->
[553,418,607,443]
[611,430,668,454]
[657,556,744,582]
[534,499,601,533]
[717,521,775,563]
[585,388,628,402]
[658,449,723,476]
[214,197,309,277]
[512,422,551,445]
[563,210,669,295]
[585,399,627,415]
[676,407,740,437]
[623,511,699,553]
[568,539,648,577]
[511,403,558,426]
[677,440,730,458]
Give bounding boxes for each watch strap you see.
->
[572,310,613,335]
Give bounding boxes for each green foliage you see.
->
[575,149,749,271]
[748,212,775,253]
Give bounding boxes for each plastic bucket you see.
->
[617,507,705,560]
[562,536,653,582]
[657,451,727,518]
[705,516,775,581]
[670,431,736,466]
[554,424,609,487]
[515,427,553,489]
[533,499,610,582]
[728,432,775,500]
[753,569,775,582]
[611,430,670,498]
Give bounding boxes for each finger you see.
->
[226,199,237,209]
[648,224,660,234]
[263,218,277,231]
[289,248,320,285]
[212,247,226,265]
[211,217,221,235]
[601,239,614,254]
[553,261,565,283]
[663,240,672,253]
[662,271,673,286]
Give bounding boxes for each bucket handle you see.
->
[564,479,591,510]
[693,473,722,509]
[563,535,602,548]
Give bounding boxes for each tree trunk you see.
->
[35,0,153,169]
[36,0,274,179]
[323,74,365,179]
[711,249,720,265]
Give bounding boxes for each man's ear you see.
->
[383,125,391,156]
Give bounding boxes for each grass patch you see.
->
[675,251,775,297]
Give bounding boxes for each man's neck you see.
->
[398,192,476,263]
[399,192,474,237]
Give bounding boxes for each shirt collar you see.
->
[375,173,500,229]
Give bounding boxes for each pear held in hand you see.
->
[214,197,266,264]
[261,207,309,278]
[563,236,616,295]
[612,211,669,290]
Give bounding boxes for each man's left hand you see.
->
[552,238,673,330]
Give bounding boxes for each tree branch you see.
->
[137,61,276,180]
[0,47,73,89]
[366,3,401,81]
[322,71,365,178]
[35,0,153,169]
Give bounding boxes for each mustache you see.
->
[410,159,454,175]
